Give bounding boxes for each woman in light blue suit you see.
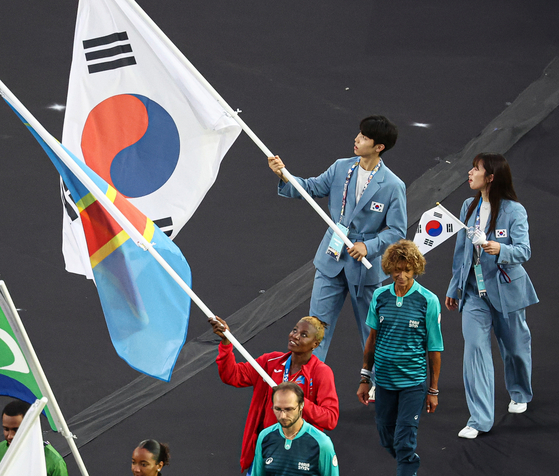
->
[445,153,538,439]
[269,116,407,367]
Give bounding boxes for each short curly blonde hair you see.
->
[381,240,426,276]
[300,316,329,344]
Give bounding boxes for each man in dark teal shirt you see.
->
[253,382,339,476]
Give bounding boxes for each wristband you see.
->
[360,368,373,379]
[359,377,371,385]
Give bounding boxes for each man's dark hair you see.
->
[360,115,398,155]
[2,400,31,418]
[272,382,304,406]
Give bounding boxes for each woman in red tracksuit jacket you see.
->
[209,315,339,473]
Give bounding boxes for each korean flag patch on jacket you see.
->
[370,201,384,212]
[496,229,507,238]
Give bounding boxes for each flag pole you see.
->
[0,80,276,389]
[120,0,372,270]
[142,247,276,386]
[436,202,468,230]
[0,282,90,476]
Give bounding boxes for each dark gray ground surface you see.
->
[1,1,558,474]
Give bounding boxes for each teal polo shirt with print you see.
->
[252,420,339,476]
[366,280,444,390]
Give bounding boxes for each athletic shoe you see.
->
[458,426,479,439]
[508,400,527,413]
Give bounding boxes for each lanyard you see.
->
[339,159,382,222]
[283,355,292,382]
[472,199,490,297]
[474,199,483,264]
[283,354,305,383]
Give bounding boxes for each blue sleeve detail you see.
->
[278,161,342,200]
[306,424,339,476]
[417,285,444,351]
[252,426,277,476]
[366,286,385,329]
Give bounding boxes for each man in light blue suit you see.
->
[269,116,407,365]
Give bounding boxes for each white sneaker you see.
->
[368,385,376,403]
[458,426,479,439]
[508,400,527,413]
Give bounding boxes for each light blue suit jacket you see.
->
[446,198,538,314]
[279,158,407,286]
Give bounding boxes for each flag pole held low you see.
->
[0,79,277,390]
[145,247,277,387]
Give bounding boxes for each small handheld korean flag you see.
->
[413,205,461,255]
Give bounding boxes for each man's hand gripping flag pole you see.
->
[120,0,372,269]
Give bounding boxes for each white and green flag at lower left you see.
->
[0,281,59,431]
[0,279,90,475]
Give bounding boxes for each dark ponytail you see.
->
[137,439,170,467]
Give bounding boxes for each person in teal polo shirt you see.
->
[357,240,443,476]
[0,399,68,476]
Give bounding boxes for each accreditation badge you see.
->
[474,263,487,297]
[326,223,349,261]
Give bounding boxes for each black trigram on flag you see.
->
[434,211,443,219]
[423,238,434,247]
[154,217,174,237]
[61,181,78,221]
[417,224,422,234]
[83,31,136,74]
[447,224,453,233]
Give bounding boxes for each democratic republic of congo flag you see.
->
[0,288,57,431]
[4,99,192,382]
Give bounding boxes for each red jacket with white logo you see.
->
[216,342,339,471]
